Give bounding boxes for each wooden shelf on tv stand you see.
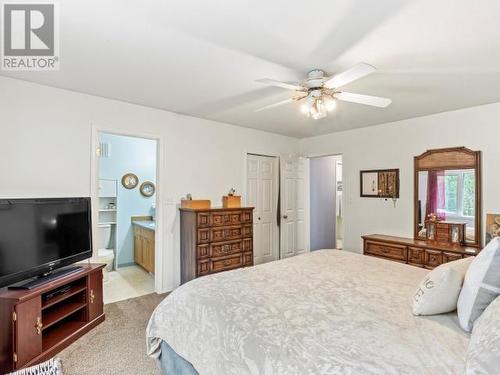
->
[0,264,106,374]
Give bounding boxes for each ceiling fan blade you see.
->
[324,62,376,89]
[255,78,303,91]
[255,91,307,112]
[255,98,295,112]
[335,92,392,108]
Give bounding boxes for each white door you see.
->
[247,154,279,264]
[280,155,308,258]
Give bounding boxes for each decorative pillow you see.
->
[457,237,500,332]
[413,257,473,316]
[465,296,500,374]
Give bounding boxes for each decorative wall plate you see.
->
[140,181,156,197]
[121,173,139,189]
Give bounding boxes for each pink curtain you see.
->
[426,170,446,220]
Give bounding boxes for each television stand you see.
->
[0,264,105,373]
[8,266,85,290]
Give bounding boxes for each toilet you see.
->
[96,224,115,272]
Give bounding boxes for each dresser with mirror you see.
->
[363,147,481,269]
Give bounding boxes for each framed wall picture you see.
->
[360,171,379,197]
[485,213,500,244]
[360,169,399,198]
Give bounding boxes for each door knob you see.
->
[258,217,261,220]
[282,215,288,219]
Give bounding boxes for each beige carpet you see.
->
[58,293,166,375]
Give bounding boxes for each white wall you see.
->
[300,102,500,253]
[0,76,299,290]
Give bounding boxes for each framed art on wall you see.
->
[360,169,399,198]
[361,171,379,196]
[486,213,500,244]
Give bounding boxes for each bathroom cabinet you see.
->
[133,226,155,273]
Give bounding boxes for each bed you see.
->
[146,250,470,375]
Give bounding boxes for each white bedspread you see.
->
[147,250,469,375]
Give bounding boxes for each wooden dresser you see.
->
[362,234,478,269]
[180,207,254,284]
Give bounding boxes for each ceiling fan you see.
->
[255,63,391,120]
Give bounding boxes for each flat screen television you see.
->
[0,197,92,288]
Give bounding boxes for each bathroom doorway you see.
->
[309,155,343,250]
[94,131,159,304]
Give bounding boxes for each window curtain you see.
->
[426,170,446,220]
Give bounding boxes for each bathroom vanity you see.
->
[132,220,155,274]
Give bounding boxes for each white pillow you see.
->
[413,257,473,316]
[457,237,500,332]
[465,296,500,374]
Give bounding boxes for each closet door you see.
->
[280,155,308,258]
[247,155,279,264]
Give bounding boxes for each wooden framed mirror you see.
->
[414,147,482,248]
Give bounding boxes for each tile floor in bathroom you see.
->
[103,265,155,304]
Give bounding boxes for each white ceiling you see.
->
[3,0,500,138]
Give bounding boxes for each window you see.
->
[438,170,475,218]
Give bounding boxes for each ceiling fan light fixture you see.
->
[309,98,327,120]
[324,96,337,112]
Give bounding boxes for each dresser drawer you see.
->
[211,226,242,242]
[436,234,450,243]
[241,210,253,224]
[211,240,242,257]
[211,211,242,227]
[443,252,463,263]
[197,228,211,244]
[243,252,253,266]
[197,244,210,259]
[197,259,210,276]
[197,212,211,227]
[408,247,425,266]
[242,238,253,251]
[365,241,407,262]
[424,249,443,269]
[242,224,253,238]
[211,254,243,273]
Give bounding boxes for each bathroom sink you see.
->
[134,221,155,230]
